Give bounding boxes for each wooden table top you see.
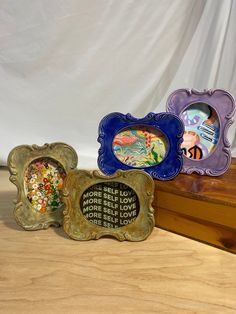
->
[0,168,236,314]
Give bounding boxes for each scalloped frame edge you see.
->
[7,142,78,230]
[62,169,155,241]
[166,88,236,176]
[97,112,184,180]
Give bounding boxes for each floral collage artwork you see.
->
[112,126,168,168]
[180,103,220,160]
[24,157,66,214]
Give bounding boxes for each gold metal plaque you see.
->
[7,142,78,230]
[63,169,155,241]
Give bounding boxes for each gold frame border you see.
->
[63,169,154,241]
[7,142,78,230]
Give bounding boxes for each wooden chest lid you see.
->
[154,158,236,208]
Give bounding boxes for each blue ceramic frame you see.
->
[166,89,236,176]
[97,112,184,180]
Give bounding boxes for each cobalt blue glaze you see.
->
[97,112,184,180]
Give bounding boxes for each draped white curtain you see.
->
[0,0,235,168]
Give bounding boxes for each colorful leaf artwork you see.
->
[112,126,167,168]
[180,103,220,160]
[24,158,66,213]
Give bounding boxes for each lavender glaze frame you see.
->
[166,89,235,176]
[97,112,184,180]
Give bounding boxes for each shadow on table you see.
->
[0,190,23,231]
[0,189,69,238]
[0,190,71,237]
[52,225,70,240]
[0,189,121,241]
[53,224,122,242]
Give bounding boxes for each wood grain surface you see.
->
[153,158,236,253]
[1,168,236,314]
[154,158,236,206]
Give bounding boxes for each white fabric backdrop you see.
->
[0,0,235,168]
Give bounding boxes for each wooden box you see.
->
[153,158,236,253]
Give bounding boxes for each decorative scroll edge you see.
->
[7,142,78,230]
[63,169,155,241]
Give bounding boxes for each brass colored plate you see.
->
[7,142,78,230]
[63,169,155,241]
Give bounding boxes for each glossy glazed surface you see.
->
[98,112,184,180]
[166,89,235,176]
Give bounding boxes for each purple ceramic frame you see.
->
[166,88,235,176]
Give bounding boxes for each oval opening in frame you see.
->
[180,103,220,160]
[80,182,140,229]
[112,125,168,168]
[24,157,66,213]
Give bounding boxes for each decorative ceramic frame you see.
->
[7,142,78,230]
[166,89,235,176]
[63,169,154,241]
[97,112,184,180]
